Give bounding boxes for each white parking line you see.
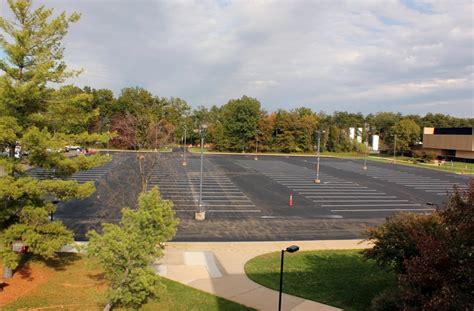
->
[278,183,356,186]
[322,203,422,207]
[176,204,256,208]
[313,200,409,203]
[425,190,457,192]
[293,188,378,194]
[307,196,396,198]
[331,208,434,212]
[202,199,251,203]
[175,209,260,213]
[201,195,249,198]
[291,186,368,189]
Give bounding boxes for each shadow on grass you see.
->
[43,252,82,271]
[245,250,396,311]
[16,264,33,281]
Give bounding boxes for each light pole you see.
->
[254,131,259,160]
[279,245,300,311]
[363,123,368,170]
[182,125,187,166]
[314,130,324,184]
[195,123,207,220]
[154,120,158,152]
[393,134,397,164]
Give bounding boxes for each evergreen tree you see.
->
[0,0,110,273]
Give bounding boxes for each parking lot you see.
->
[53,150,470,241]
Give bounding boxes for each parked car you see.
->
[65,145,82,152]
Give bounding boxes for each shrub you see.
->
[364,181,474,310]
[370,288,402,311]
[400,182,474,310]
[363,212,441,273]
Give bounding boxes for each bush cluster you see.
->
[364,181,474,310]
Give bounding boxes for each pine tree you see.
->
[0,0,111,274]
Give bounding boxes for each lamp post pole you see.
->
[182,125,187,166]
[278,249,285,311]
[199,128,204,211]
[363,123,368,170]
[195,124,207,220]
[155,120,158,152]
[315,130,322,184]
[394,134,397,164]
[254,131,259,160]
[278,245,300,311]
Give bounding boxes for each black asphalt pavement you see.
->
[55,150,472,241]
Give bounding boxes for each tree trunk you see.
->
[3,266,13,279]
[103,302,113,311]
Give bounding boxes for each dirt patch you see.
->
[0,263,52,306]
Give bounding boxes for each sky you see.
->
[0,0,473,116]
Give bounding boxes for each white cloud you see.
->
[0,0,472,116]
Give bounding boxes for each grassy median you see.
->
[244,249,396,311]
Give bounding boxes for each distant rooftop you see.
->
[424,127,473,135]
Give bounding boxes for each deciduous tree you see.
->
[86,188,178,311]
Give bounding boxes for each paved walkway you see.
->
[154,239,372,311]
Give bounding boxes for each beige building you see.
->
[423,127,473,160]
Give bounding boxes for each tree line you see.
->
[84,89,473,154]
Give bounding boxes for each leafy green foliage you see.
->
[364,182,474,310]
[385,118,421,152]
[399,182,474,310]
[363,212,441,274]
[220,96,261,152]
[107,87,190,150]
[0,0,111,273]
[86,188,179,310]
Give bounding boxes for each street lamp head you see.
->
[285,245,300,253]
[201,123,208,130]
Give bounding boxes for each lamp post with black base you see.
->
[279,245,300,311]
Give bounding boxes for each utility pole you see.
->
[154,120,158,152]
[314,130,324,184]
[363,123,368,170]
[393,134,397,164]
[195,124,207,220]
[182,125,187,166]
[254,131,259,160]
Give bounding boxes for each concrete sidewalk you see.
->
[154,239,372,311]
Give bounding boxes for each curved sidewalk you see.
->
[154,239,371,311]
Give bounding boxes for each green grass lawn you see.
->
[3,253,254,311]
[244,249,396,311]
[369,155,474,174]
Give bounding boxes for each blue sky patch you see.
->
[400,0,434,14]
